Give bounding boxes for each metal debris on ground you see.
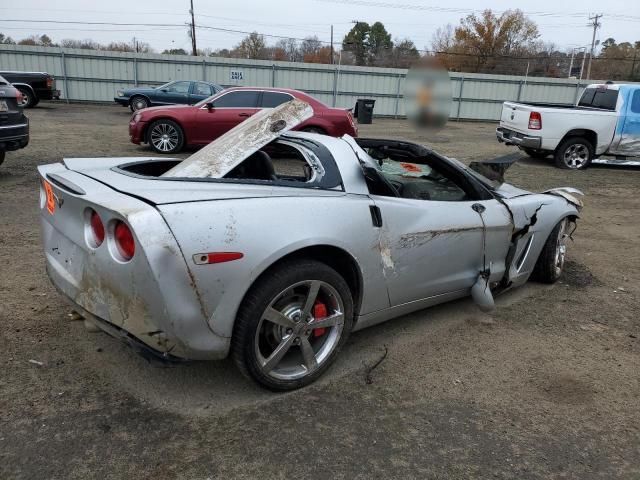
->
[364,345,388,385]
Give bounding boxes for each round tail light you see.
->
[114,221,135,261]
[89,210,105,247]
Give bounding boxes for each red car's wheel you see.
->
[147,119,185,154]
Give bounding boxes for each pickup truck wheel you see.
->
[302,126,326,134]
[531,219,568,283]
[16,88,35,108]
[555,137,593,170]
[147,120,184,154]
[522,148,549,159]
[130,96,149,112]
[232,259,353,391]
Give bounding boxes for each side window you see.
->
[579,88,618,110]
[363,147,471,202]
[631,90,640,114]
[261,92,294,108]
[166,81,190,94]
[194,82,213,96]
[213,91,260,108]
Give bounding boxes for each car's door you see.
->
[189,82,215,105]
[353,143,512,306]
[610,87,640,156]
[191,90,261,144]
[156,81,191,105]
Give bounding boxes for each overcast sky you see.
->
[0,0,638,54]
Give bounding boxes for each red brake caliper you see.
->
[312,302,327,337]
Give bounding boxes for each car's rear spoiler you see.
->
[469,153,520,185]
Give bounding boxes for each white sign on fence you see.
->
[230,70,244,81]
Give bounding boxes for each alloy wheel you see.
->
[563,144,589,169]
[254,280,345,381]
[132,98,148,111]
[554,219,568,277]
[150,123,179,152]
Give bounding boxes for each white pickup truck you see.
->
[496,83,640,169]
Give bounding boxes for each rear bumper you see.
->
[0,120,29,151]
[496,127,542,149]
[36,89,60,100]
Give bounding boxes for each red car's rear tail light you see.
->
[46,76,54,88]
[89,209,105,247]
[528,111,542,130]
[114,220,135,261]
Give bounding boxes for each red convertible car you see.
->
[129,87,358,154]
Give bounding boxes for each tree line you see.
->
[1,9,638,80]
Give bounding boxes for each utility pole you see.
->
[586,14,602,80]
[330,25,334,64]
[190,0,197,56]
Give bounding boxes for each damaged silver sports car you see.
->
[39,99,583,390]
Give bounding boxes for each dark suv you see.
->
[0,71,60,108]
[0,75,29,166]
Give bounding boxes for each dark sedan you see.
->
[115,80,224,112]
[0,75,29,166]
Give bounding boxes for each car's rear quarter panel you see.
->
[158,190,389,338]
[38,164,228,359]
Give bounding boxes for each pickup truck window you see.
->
[631,90,640,114]
[578,88,618,110]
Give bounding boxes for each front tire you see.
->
[16,88,35,108]
[130,96,149,112]
[531,219,569,283]
[554,137,593,170]
[147,119,185,154]
[232,259,354,391]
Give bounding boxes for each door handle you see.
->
[369,205,383,227]
[239,113,252,117]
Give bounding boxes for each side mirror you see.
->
[206,102,215,111]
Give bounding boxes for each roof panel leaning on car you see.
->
[38,100,582,390]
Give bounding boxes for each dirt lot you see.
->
[1,103,639,479]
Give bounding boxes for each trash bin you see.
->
[355,98,375,124]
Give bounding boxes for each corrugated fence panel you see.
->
[2,44,637,121]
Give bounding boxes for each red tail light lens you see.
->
[89,210,105,247]
[46,76,54,88]
[528,112,542,130]
[114,221,135,261]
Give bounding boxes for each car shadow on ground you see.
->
[78,281,554,417]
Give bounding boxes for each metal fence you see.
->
[0,44,615,121]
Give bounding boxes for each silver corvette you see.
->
[39,100,583,390]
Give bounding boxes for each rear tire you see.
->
[522,148,549,159]
[130,96,149,112]
[147,119,185,154]
[531,219,568,284]
[16,88,35,108]
[554,137,593,170]
[232,259,353,391]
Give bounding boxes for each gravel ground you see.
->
[1,103,639,479]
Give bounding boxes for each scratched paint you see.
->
[161,99,314,179]
[398,226,483,249]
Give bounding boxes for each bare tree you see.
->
[236,32,267,59]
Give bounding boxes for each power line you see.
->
[586,14,603,80]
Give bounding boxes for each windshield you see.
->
[156,81,175,90]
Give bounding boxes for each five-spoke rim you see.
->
[150,123,179,152]
[254,280,344,381]
[18,91,29,107]
[555,219,568,276]
[563,144,589,168]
